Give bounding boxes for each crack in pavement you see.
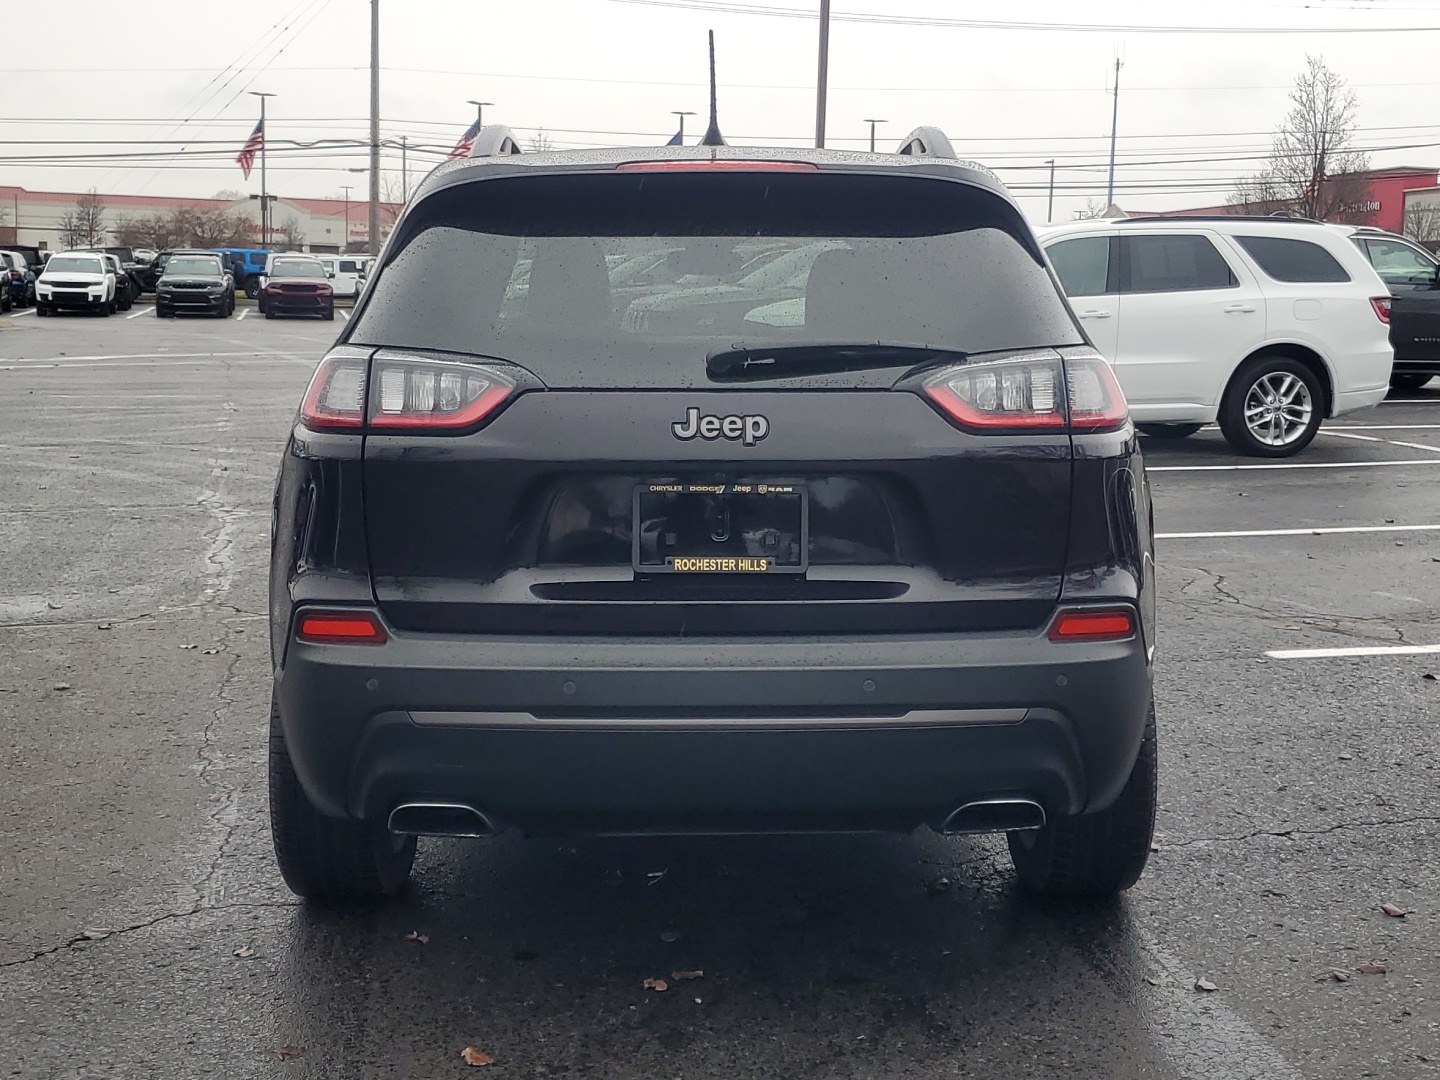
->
[1162,813,1440,848]
[0,901,303,970]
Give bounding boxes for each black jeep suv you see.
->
[268,140,1157,905]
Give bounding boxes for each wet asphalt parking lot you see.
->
[1,299,1437,1080]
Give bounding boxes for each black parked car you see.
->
[1341,226,1440,390]
[77,246,142,307]
[268,133,1156,905]
[155,252,235,318]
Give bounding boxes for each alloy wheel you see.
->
[1243,371,1313,448]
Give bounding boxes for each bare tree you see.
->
[273,217,306,250]
[184,207,251,247]
[528,129,555,153]
[1233,56,1369,221]
[57,189,107,248]
[1404,200,1440,245]
[211,189,245,201]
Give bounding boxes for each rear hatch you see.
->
[343,166,1093,636]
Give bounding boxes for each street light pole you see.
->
[368,0,381,256]
[248,91,276,247]
[815,0,831,148]
[341,184,352,250]
[863,118,885,153]
[1106,56,1122,210]
[671,110,695,144]
[467,100,493,130]
[400,135,408,202]
[1046,158,1056,223]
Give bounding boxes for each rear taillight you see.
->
[922,353,1127,433]
[300,355,366,431]
[296,610,387,645]
[1371,296,1392,324]
[1048,608,1136,642]
[368,354,514,430]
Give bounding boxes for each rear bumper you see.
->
[275,618,1153,835]
[1332,384,1389,415]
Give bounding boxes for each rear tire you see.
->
[1390,373,1434,392]
[269,697,415,905]
[1008,701,1157,897]
[36,303,50,317]
[265,308,276,320]
[1136,423,1203,440]
[1218,354,1323,458]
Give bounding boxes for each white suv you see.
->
[1037,218,1393,456]
[35,251,118,318]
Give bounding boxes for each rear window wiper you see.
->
[705,342,968,381]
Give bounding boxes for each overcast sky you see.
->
[7,0,1440,222]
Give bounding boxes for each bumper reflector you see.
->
[1049,609,1136,642]
[296,612,388,645]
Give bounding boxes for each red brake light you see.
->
[368,355,515,430]
[300,355,366,430]
[1049,609,1136,642]
[296,611,387,645]
[615,160,819,173]
[1371,296,1392,324]
[924,353,1127,434]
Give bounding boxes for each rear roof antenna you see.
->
[700,30,727,147]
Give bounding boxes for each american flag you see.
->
[236,119,264,180]
[449,118,483,160]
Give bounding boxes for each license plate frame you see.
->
[632,481,809,574]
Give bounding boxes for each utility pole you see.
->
[1046,158,1056,223]
[815,0,831,148]
[1106,56,1122,210]
[341,184,353,250]
[249,91,276,247]
[864,118,885,153]
[671,110,695,143]
[400,136,409,202]
[368,0,381,256]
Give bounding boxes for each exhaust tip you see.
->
[941,798,1046,835]
[387,802,497,838]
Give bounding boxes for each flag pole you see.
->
[249,92,276,247]
[368,0,381,257]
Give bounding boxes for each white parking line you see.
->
[340,309,350,321]
[1158,523,1440,539]
[1330,423,1440,430]
[125,307,150,320]
[238,308,249,321]
[8,308,35,318]
[1266,644,1440,659]
[1378,397,1440,405]
[1322,429,1440,454]
[1149,458,1440,472]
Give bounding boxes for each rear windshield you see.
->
[272,260,324,279]
[350,172,1082,378]
[165,256,222,276]
[45,255,104,274]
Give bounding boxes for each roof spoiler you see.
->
[896,126,956,159]
[468,125,525,158]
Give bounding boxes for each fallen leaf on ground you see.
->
[671,970,704,981]
[643,978,669,992]
[81,927,114,941]
[276,1045,305,1060]
[233,945,255,958]
[1315,968,1351,983]
[1381,903,1409,918]
[52,683,71,692]
[203,648,220,655]
[1194,978,1217,992]
[1355,962,1388,975]
[659,930,681,943]
[405,931,429,945]
[460,1047,493,1066]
